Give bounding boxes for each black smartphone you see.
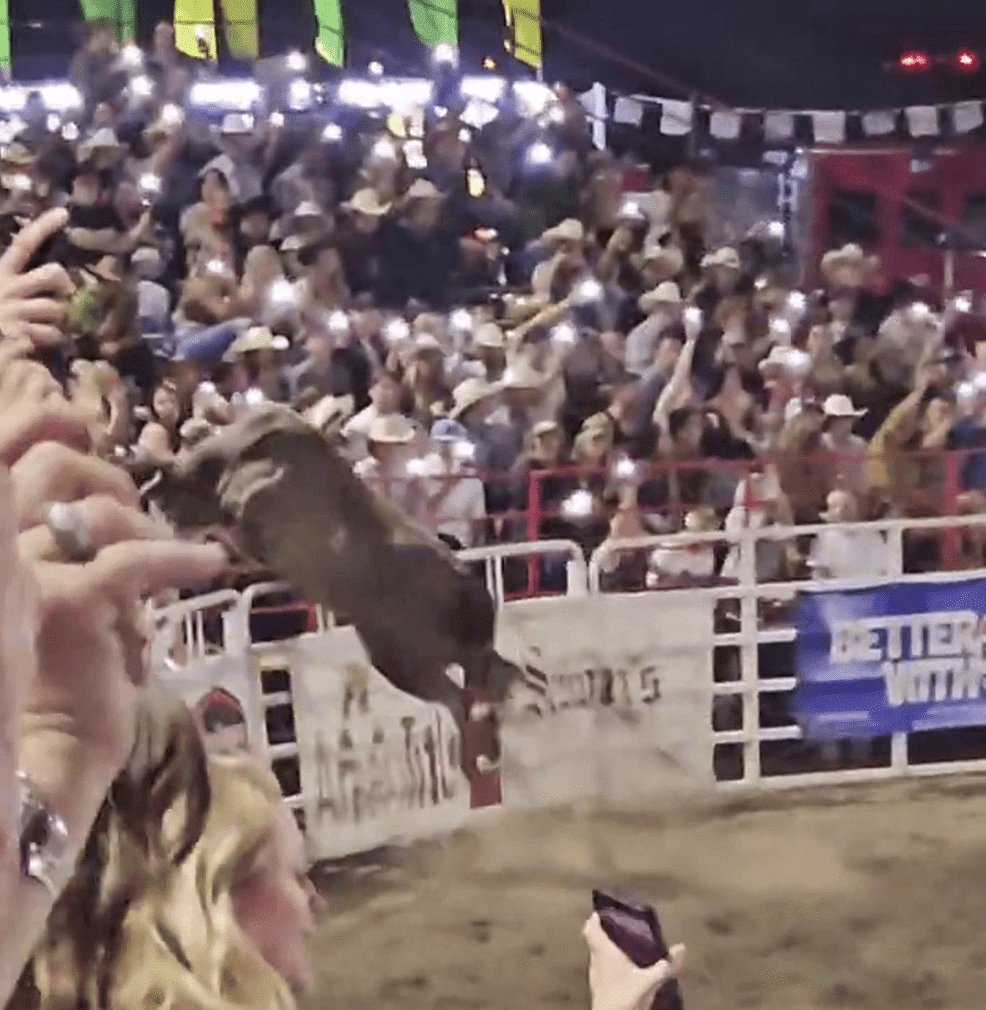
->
[591,890,683,1010]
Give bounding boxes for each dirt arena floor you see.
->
[305,774,986,1010]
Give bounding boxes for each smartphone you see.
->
[591,890,683,1010]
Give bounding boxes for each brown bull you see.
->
[141,406,537,773]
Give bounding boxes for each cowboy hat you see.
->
[541,218,584,247]
[345,188,392,216]
[226,326,289,359]
[641,244,684,275]
[450,377,500,419]
[1,143,33,166]
[80,256,123,286]
[80,128,121,153]
[683,507,719,534]
[639,281,682,314]
[759,344,810,375]
[294,201,322,220]
[474,322,506,349]
[820,243,866,279]
[403,178,443,202]
[413,333,443,355]
[306,394,355,432]
[367,413,417,444]
[430,418,469,442]
[500,360,543,391]
[822,393,866,419]
[532,419,561,438]
[220,112,254,135]
[701,246,741,271]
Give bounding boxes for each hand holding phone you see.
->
[588,890,684,1010]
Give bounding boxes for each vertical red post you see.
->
[942,451,962,570]
[526,470,543,596]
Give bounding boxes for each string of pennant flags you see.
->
[605,92,986,144]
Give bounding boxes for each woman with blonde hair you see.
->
[29,752,323,1010]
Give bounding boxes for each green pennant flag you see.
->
[78,0,136,42]
[0,0,9,72]
[313,0,343,65]
[408,0,457,48]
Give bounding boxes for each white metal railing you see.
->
[589,513,986,789]
[458,538,589,602]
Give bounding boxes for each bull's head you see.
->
[139,405,315,550]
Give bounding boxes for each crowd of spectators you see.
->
[7,18,986,597]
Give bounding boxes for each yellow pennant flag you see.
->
[503,0,541,69]
[219,0,259,59]
[175,0,218,60]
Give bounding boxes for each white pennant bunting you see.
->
[811,110,846,143]
[613,96,643,126]
[763,111,794,140]
[953,101,984,134]
[862,110,896,136]
[660,99,693,136]
[709,110,741,139]
[906,105,939,137]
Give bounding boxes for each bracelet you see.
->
[17,772,72,899]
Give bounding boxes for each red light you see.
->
[900,51,931,71]
[957,49,981,71]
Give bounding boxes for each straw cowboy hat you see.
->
[701,246,741,271]
[473,322,506,350]
[503,294,548,326]
[541,218,585,247]
[641,244,684,276]
[820,243,865,277]
[367,413,416,444]
[345,188,392,217]
[823,394,866,419]
[305,394,355,432]
[639,281,682,314]
[682,506,719,534]
[450,377,500,419]
[225,326,289,359]
[759,344,812,378]
[1,143,33,167]
[430,418,469,442]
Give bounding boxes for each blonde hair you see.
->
[32,748,294,1010]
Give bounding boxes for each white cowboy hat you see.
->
[345,188,392,216]
[701,246,741,271]
[450,377,500,419]
[81,128,121,153]
[294,201,322,219]
[823,393,866,419]
[226,326,289,358]
[532,419,560,438]
[473,322,506,349]
[639,281,682,314]
[367,413,416,444]
[404,178,443,201]
[820,243,866,278]
[541,218,584,246]
[500,360,543,391]
[220,112,254,135]
[759,344,810,375]
[306,394,355,431]
[413,333,443,354]
[641,244,684,275]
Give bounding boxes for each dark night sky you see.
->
[11,0,986,111]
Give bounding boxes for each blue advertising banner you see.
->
[794,577,986,739]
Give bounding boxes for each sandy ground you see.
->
[303,774,986,1010]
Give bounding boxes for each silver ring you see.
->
[43,501,95,563]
